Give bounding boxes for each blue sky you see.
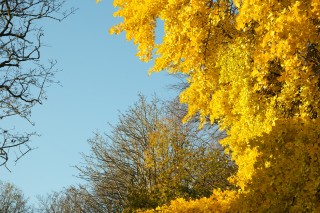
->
[0,0,179,204]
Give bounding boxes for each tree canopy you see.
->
[0,181,30,213]
[76,95,236,212]
[99,0,320,211]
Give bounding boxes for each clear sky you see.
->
[0,0,179,204]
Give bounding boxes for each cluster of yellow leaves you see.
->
[134,114,237,211]
[99,0,320,211]
[232,117,320,212]
[137,189,238,213]
[142,118,198,204]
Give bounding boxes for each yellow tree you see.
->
[98,0,320,211]
[140,108,237,211]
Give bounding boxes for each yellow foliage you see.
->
[134,113,237,211]
[105,0,320,211]
[138,189,238,213]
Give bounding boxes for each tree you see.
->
[139,112,236,208]
[76,94,236,212]
[0,0,75,169]
[0,181,31,213]
[101,0,320,211]
[36,186,93,213]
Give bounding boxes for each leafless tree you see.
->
[0,0,75,169]
[0,181,31,213]
[36,186,93,213]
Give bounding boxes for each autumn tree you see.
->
[0,0,74,169]
[140,112,236,207]
[99,0,320,211]
[76,95,236,212]
[0,181,31,213]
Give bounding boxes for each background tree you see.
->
[139,109,236,209]
[0,0,75,169]
[76,94,236,212]
[0,181,31,213]
[36,186,93,213]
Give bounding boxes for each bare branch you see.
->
[0,0,75,168]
